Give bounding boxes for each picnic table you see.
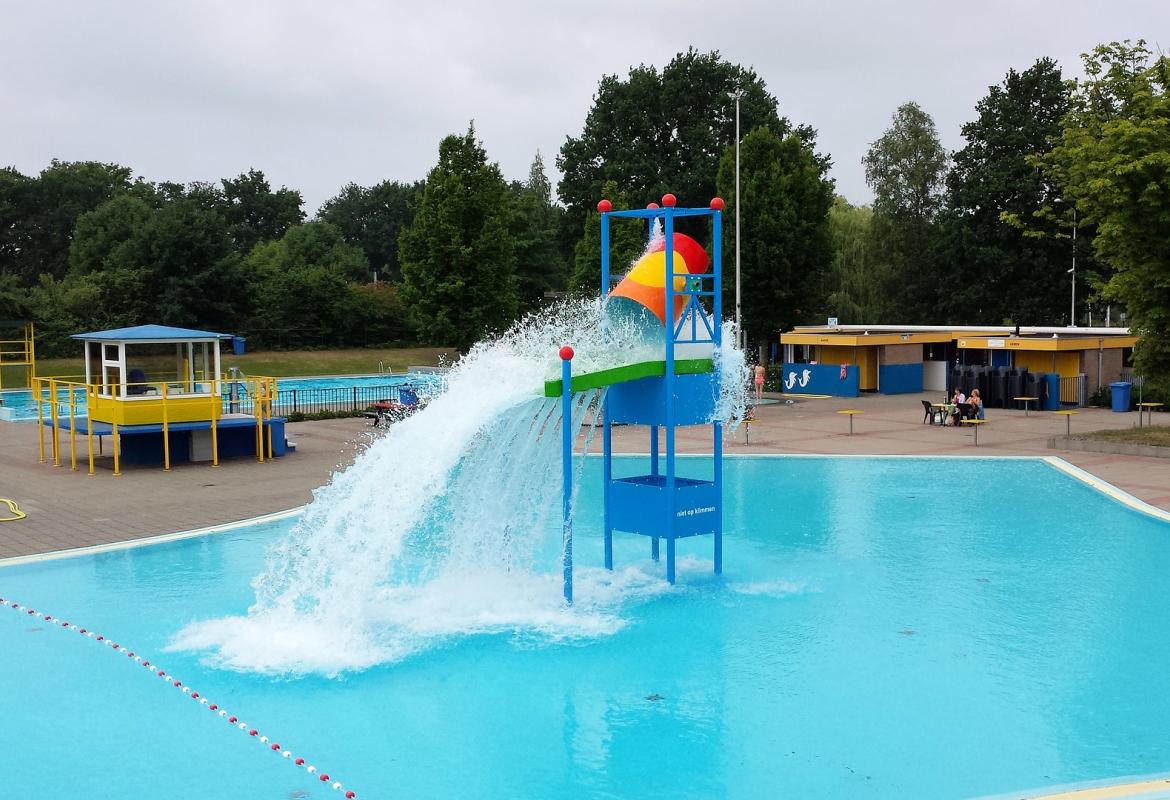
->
[1013,396,1038,416]
[837,409,863,435]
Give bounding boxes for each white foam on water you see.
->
[172,284,748,676]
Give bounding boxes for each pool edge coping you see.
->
[0,506,306,569]
[1042,455,1170,524]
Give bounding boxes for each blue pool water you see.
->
[0,373,440,421]
[2,457,1169,800]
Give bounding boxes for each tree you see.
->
[863,102,949,320]
[242,222,370,348]
[940,58,1078,324]
[716,127,835,351]
[558,50,808,238]
[0,167,32,276]
[511,151,567,311]
[824,197,883,322]
[68,192,243,330]
[317,180,422,282]
[568,181,647,296]
[399,124,518,350]
[219,169,305,252]
[1042,41,1170,375]
[6,160,134,283]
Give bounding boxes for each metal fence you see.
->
[1059,373,1087,407]
[225,383,407,415]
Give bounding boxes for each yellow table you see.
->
[963,418,987,445]
[1139,401,1163,428]
[837,409,863,435]
[930,402,949,425]
[1013,396,1038,417]
[1054,409,1078,437]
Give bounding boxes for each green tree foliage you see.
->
[716,127,835,349]
[864,102,949,320]
[242,221,373,348]
[399,125,518,351]
[219,169,305,252]
[2,160,134,283]
[1042,41,1170,374]
[941,58,1078,324]
[511,151,568,311]
[825,197,883,322]
[0,167,32,275]
[558,50,806,237]
[67,190,244,331]
[317,180,421,282]
[569,181,647,296]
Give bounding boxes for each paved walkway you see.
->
[1,392,1168,559]
[0,418,373,558]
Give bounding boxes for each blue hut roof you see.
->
[72,324,234,341]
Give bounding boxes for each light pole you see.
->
[729,89,744,350]
[1069,209,1077,326]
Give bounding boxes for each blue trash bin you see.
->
[1110,381,1132,412]
[231,336,246,356]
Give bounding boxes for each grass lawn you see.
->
[26,346,457,381]
[1081,425,1170,448]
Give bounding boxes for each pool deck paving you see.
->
[1,391,1169,561]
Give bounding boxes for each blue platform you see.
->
[51,416,287,464]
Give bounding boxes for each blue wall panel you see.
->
[780,363,859,397]
[878,363,923,394]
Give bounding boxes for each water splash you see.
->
[173,292,747,676]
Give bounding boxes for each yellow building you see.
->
[780,324,1136,404]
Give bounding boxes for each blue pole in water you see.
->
[663,205,677,585]
[561,346,574,604]
[712,208,723,575]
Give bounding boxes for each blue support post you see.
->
[561,348,574,604]
[663,207,677,585]
[650,423,659,561]
[712,209,723,575]
[600,210,613,572]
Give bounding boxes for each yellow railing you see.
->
[32,375,279,474]
[0,323,35,390]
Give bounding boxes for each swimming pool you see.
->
[0,373,443,421]
[3,456,1169,799]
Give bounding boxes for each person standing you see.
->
[754,364,766,403]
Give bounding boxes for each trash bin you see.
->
[231,336,247,356]
[1044,373,1061,410]
[1110,381,1132,412]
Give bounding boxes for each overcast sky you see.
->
[2,1,1165,213]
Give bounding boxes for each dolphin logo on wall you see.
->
[784,369,813,390]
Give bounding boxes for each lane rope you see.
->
[0,499,25,522]
[0,593,361,798]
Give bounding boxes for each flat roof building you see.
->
[779,324,1137,405]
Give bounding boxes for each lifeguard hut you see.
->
[555,195,724,601]
[35,324,285,474]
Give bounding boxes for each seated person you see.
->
[969,388,985,420]
[126,368,148,396]
[948,388,966,426]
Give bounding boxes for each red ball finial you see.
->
[646,202,660,210]
[559,345,574,361]
[596,199,612,213]
[710,196,725,211]
[661,193,677,207]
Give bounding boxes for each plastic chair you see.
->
[921,399,943,425]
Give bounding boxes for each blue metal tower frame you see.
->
[561,202,723,602]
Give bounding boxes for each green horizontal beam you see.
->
[544,358,713,397]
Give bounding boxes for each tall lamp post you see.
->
[729,89,744,350]
[1068,208,1077,326]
